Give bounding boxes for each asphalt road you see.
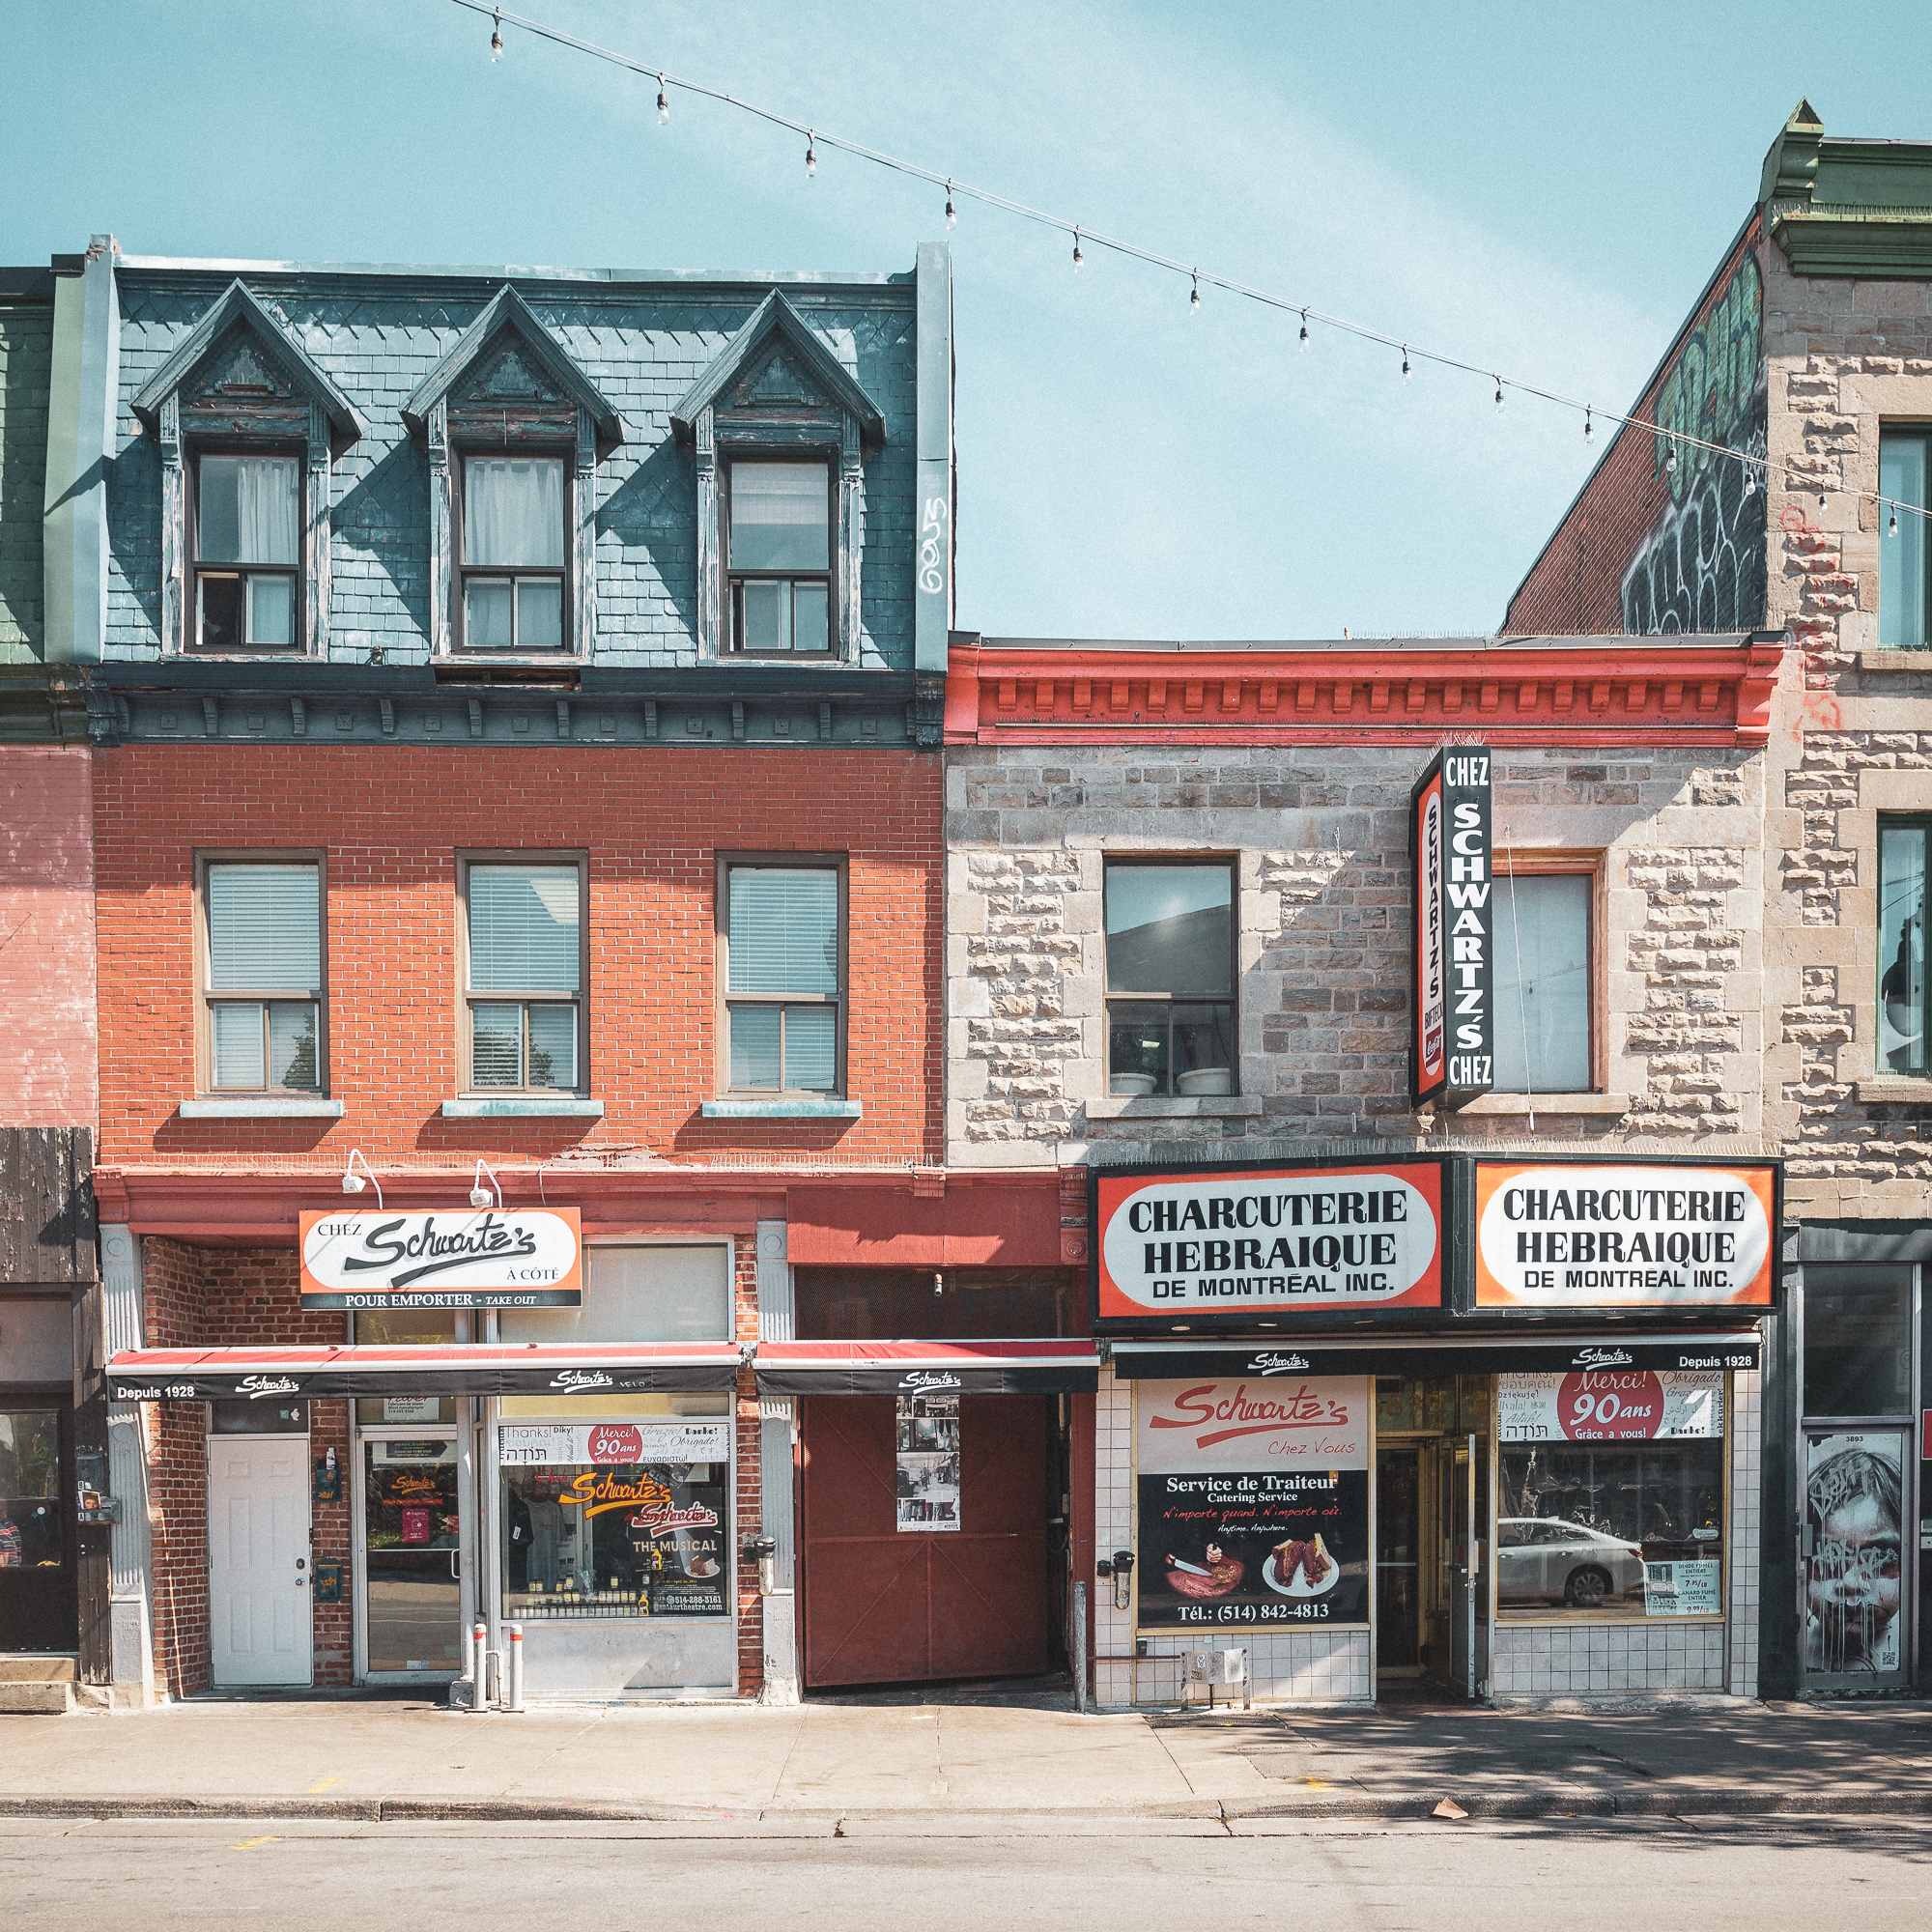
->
[4,1816,1930,1929]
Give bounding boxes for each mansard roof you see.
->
[130,279,365,443]
[401,284,623,450]
[670,291,887,445]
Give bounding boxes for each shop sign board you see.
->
[1474,1162,1776,1308]
[1411,744,1493,1111]
[1496,1370,1724,1442]
[498,1421,729,1465]
[1134,1376,1371,1633]
[298,1207,582,1309]
[1094,1160,1443,1328]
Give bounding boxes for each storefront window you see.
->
[1803,1265,1914,1417]
[498,1245,730,1345]
[353,1309,462,1425]
[498,1417,731,1621]
[794,1266,1078,1340]
[0,1411,62,1572]
[1495,1373,1725,1621]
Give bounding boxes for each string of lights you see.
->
[455,0,1929,531]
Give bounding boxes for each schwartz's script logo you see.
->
[551,1369,614,1391]
[1250,1352,1311,1375]
[239,1375,300,1399]
[1571,1347,1634,1369]
[899,1371,963,1392]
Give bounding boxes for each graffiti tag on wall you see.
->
[1622,253,1768,635]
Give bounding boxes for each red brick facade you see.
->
[94,745,942,1166]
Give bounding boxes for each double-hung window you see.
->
[460,456,567,651]
[462,859,584,1092]
[1104,861,1236,1096]
[725,461,832,654]
[1879,429,1929,650]
[201,859,324,1092]
[1878,818,1930,1073]
[1492,866,1595,1093]
[192,454,301,651]
[722,862,844,1094]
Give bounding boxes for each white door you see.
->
[208,1436,313,1687]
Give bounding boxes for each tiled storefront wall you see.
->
[1727,1367,1762,1698]
[1091,1364,1372,1708]
[946,743,1767,1168]
[1491,1621,1728,1698]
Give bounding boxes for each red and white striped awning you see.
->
[753,1339,1100,1395]
[106,1343,745,1402]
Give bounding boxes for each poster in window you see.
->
[1496,1370,1723,1442]
[1804,1433,1905,1675]
[1134,1377,1370,1631]
[896,1390,960,1532]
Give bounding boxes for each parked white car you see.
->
[1496,1517,1644,1607]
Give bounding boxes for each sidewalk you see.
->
[1,1693,1928,1826]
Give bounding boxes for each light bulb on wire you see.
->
[1072,228,1083,272]
[1583,408,1593,443]
[1664,442,1678,477]
[490,8,502,59]
[657,74,668,124]
[1889,505,1900,537]
[1493,378,1504,414]
[806,131,817,179]
[1401,347,1410,383]
[945,182,955,228]
[1298,310,1309,352]
[1189,272,1201,312]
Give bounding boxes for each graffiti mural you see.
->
[1621,253,1768,634]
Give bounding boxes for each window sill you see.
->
[440,1096,607,1118]
[1858,650,1932,673]
[1454,1092,1631,1116]
[1853,1079,1932,1104]
[1086,1094,1264,1121]
[180,1095,344,1119]
[699,1096,862,1120]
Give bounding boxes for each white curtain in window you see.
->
[208,865,320,989]
[500,1245,730,1344]
[1492,873,1591,1093]
[728,868,838,993]
[199,456,299,566]
[469,866,580,990]
[728,462,829,570]
[464,458,565,568]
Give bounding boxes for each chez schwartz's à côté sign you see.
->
[1411,743,1493,1110]
[1091,1155,1778,1331]
[298,1207,582,1309]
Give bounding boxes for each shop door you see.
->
[1374,1444,1421,1674]
[799,1396,1052,1689]
[0,1406,74,1654]
[360,1438,463,1678]
[1426,1438,1491,1697]
[1801,1427,1912,1690]
[208,1435,313,1687]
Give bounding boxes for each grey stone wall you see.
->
[945,741,1766,1168]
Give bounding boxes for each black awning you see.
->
[1111,1330,1760,1380]
[753,1341,1100,1396]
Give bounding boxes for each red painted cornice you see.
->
[944,638,1786,749]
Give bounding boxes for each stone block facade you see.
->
[945,740,1768,1169]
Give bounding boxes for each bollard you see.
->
[1071,1581,1089,1715]
[507,1623,525,1713]
[470,1620,489,1712]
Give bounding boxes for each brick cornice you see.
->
[944,638,1786,749]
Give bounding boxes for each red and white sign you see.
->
[1496,1370,1723,1443]
[1135,1377,1372,1474]
[1095,1163,1443,1323]
[299,1207,582,1309]
[586,1424,643,1464]
[497,1421,729,1465]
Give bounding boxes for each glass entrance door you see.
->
[1443,1437,1492,1699]
[1803,1428,1910,1688]
[361,1437,463,1677]
[0,1406,72,1654]
[1375,1444,1421,1674]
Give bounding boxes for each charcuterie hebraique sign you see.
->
[1094,1161,1443,1327]
[298,1207,582,1309]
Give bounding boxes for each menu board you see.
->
[1496,1371,1722,1443]
[1643,1560,1721,1616]
[1134,1377,1371,1632]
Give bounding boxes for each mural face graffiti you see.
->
[1621,253,1767,635]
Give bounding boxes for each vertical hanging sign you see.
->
[1411,744,1493,1110]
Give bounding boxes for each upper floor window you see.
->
[726,461,831,655]
[721,861,844,1094]
[459,457,567,652]
[200,859,324,1093]
[1880,430,1929,650]
[1104,861,1235,1097]
[1879,818,1928,1073]
[193,454,301,652]
[462,859,585,1092]
[1492,867,1595,1093]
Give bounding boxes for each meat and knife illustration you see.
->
[1164,1541,1245,1599]
[1268,1532,1335,1593]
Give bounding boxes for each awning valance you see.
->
[754,1340,1100,1396]
[1110,1329,1761,1381]
[107,1344,745,1401]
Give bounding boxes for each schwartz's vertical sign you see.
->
[298,1207,582,1309]
[1411,743,1493,1110]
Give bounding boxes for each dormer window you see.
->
[727,460,831,655]
[460,455,567,651]
[193,454,301,652]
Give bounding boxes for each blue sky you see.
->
[9,1,1929,639]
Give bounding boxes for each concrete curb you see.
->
[2,1789,1930,1825]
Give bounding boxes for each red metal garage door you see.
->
[799,1395,1052,1689]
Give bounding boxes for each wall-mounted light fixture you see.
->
[1111,1548,1135,1611]
[340,1149,383,1208]
[469,1159,502,1211]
